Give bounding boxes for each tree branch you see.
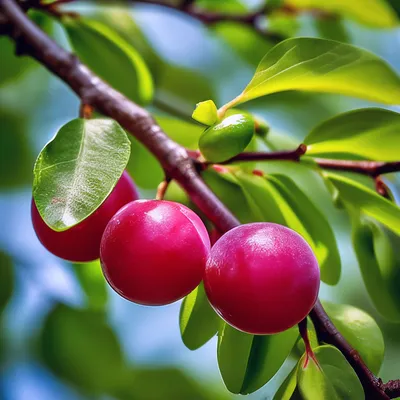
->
[221,149,400,177]
[1,1,398,397]
[310,301,392,399]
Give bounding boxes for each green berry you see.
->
[199,113,255,162]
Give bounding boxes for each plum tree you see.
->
[100,200,211,305]
[31,171,138,262]
[204,223,320,334]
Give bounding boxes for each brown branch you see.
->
[220,144,307,165]
[1,1,398,397]
[313,158,400,178]
[221,148,400,177]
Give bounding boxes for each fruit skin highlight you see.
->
[100,200,211,306]
[31,171,138,262]
[204,222,320,335]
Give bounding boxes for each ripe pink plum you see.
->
[32,171,139,262]
[100,200,211,306]
[204,223,320,334]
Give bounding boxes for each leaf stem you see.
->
[298,318,319,370]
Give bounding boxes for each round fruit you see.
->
[100,200,211,306]
[199,113,255,162]
[204,223,320,334]
[32,171,139,262]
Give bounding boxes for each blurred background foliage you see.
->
[0,0,400,399]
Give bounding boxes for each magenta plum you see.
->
[204,223,320,334]
[100,200,211,306]
[31,171,139,262]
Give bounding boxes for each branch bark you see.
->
[223,149,400,177]
[1,1,398,397]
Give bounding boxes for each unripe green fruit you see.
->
[199,113,255,162]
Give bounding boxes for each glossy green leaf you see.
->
[234,171,317,257]
[93,9,161,77]
[327,172,400,235]
[39,303,128,394]
[180,283,219,350]
[201,168,256,223]
[285,0,398,28]
[196,0,248,13]
[322,302,384,374]
[298,345,364,399]
[218,323,298,394]
[267,11,300,38]
[352,215,400,322]
[228,38,400,108]
[63,17,153,105]
[33,118,130,231]
[305,108,400,161]
[273,363,300,400]
[268,174,341,285]
[199,114,255,162]
[72,261,108,312]
[192,100,218,126]
[0,251,14,313]
[0,109,33,188]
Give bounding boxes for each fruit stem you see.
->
[156,177,171,200]
[298,318,320,370]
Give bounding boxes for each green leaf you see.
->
[63,17,153,105]
[33,118,130,231]
[267,174,341,285]
[92,9,161,77]
[352,215,400,322]
[72,261,108,312]
[322,302,384,374]
[229,38,400,108]
[192,100,218,126]
[39,303,128,394]
[305,108,400,161]
[298,345,364,400]
[327,172,400,235]
[179,283,219,350]
[233,171,317,261]
[273,363,300,400]
[201,168,256,223]
[218,323,298,394]
[285,0,398,28]
[0,251,14,313]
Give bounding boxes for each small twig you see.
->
[375,176,390,199]
[219,144,307,165]
[156,177,171,200]
[314,159,400,178]
[215,147,400,178]
[79,103,94,119]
